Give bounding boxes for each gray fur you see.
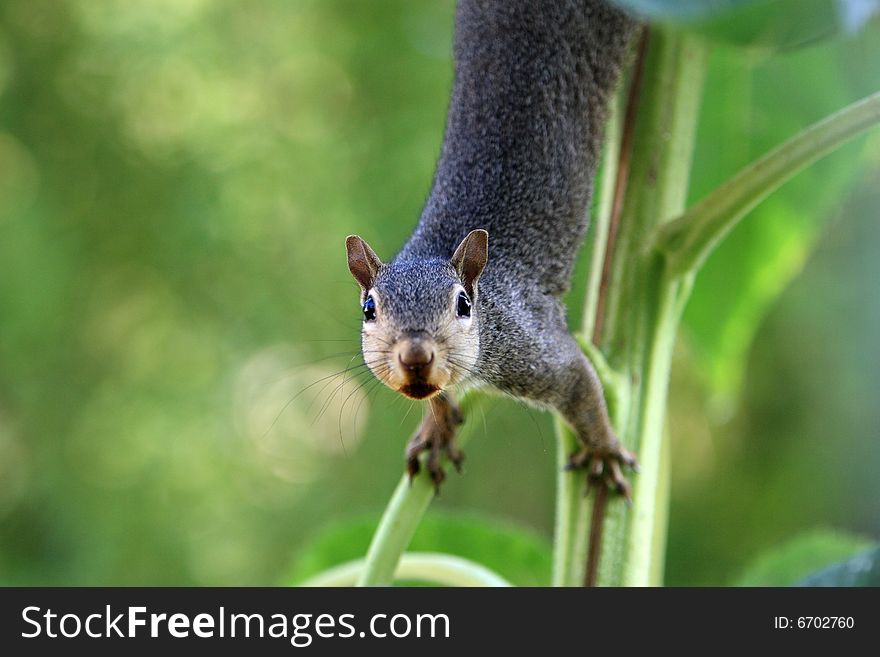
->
[369,0,637,455]
[374,259,459,336]
[399,0,636,294]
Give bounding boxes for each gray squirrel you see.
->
[345,0,638,495]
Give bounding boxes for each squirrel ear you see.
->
[346,235,383,291]
[450,229,488,298]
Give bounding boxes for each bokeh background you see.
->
[0,0,877,586]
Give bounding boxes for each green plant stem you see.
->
[555,38,879,588]
[306,552,511,587]
[552,418,590,586]
[356,392,480,587]
[649,420,673,586]
[657,90,880,278]
[595,30,707,587]
[582,94,622,340]
[355,472,435,586]
[552,95,623,587]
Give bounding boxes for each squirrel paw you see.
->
[405,398,465,495]
[566,444,639,503]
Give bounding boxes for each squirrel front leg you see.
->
[557,347,638,500]
[405,392,465,493]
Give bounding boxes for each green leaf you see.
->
[609,0,879,49]
[284,512,552,587]
[735,529,873,586]
[798,546,880,586]
[681,32,880,410]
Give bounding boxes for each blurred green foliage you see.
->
[0,0,877,586]
[799,545,880,586]
[734,528,871,585]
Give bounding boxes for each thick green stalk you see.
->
[552,96,622,587]
[356,393,480,586]
[552,419,590,586]
[648,421,672,586]
[595,30,707,587]
[582,95,622,341]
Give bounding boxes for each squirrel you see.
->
[345,0,639,496]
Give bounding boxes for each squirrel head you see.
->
[345,230,488,400]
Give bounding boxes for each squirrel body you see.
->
[346,0,638,491]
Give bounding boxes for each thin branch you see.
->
[356,392,481,586]
[355,471,435,586]
[656,90,880,278]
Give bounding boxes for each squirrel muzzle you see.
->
[393,332,442,400]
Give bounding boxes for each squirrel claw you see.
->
[403,393,464,493]
[406,456,421,482]
[567,444,638,501]
[606,460,633,504]
[429,464,446,496]
[445,446,465,473]
[407,437,460,494]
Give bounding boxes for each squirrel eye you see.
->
[456,291,471,318]
[362,295,376,321]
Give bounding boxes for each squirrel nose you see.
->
[399,345,435,369]
[397,335,436,374]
